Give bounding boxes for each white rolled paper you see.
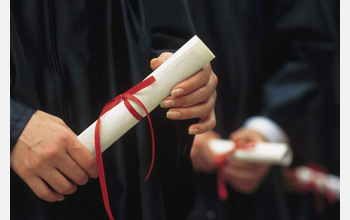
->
[208,139,293,166]
[78,35,215,156]
[294,166,340,200]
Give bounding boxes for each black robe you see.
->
[185,0,339,219]
[11,0,197,219]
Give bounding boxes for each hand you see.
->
[229,127,266,143]
[190,130,221,173]
[224,127,271,194]
[10,111,98,202]
[150,52,218,135]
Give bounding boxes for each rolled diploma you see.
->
[295,166,340,199]
[208,139,293,166]
[78,35,215,156]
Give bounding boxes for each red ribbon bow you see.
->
[95,76,156,220]
[214,141,256,201]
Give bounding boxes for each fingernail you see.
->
[171,88,184,97]
[189,128,199,135]
[57,196,65,201]
[167,111,181,119]
[160,100,175,108]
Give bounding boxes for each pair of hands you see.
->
[191,128,271,194]
[10,52,218,202]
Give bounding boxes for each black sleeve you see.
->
[10,99,35,150]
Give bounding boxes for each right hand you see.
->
[190,130,221,173]
[152,52,218,135]
[10,110,98,202]
[224,127,270,194]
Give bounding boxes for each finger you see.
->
[188,109,216,135]
[150,52,173,70]
[56,155,89,186]
[160,72,217,108]
[170,64,213,97]
[25,176,64,202]
[67,138,99,179]
[166,91,216,120]
[39,167,78,195]
[230,130,251,142]
[230,128,265,142]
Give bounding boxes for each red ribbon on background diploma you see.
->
[95,76,156,220]
[214,141,256,201]
[296,163,337,213]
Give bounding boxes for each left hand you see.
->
[190,130,222,173]
[150,52,218,135]
[224,127,271,194]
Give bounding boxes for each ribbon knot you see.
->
[215,141,256,201]
[95,76,156,220]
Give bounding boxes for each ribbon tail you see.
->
[215,156,228,201]
[144,111,155,181]
[217,165,228,201]
[122,94,155,181]
[95,118,115,220]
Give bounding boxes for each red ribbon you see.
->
[214,141,256,201]
[296,163,337,213]
[95,76,156,220]
[214,154,229,201]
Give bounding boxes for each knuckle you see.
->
[76,172,89,185]
[201,124,209,133]
[212,73,218,86]
[209,101,215,112]
[55,117,65,124]
[202,69,211,82]
[37,189,53,201]
[178,98,188,106]
[203,87,212,99]
[11,160,27,176]
[43,147,60,160]
[58,183,77,195]
[56,131,70,143]
[84,156,97,172]
[212,116,217,127]
[28,158,44,170]
[207,118,216,131]
[203,104,212,115]
[182,109,193,118]
[198,87,211,101]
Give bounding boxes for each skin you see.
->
[191,127,271,194]
[190,130,222,173]
[152,52,218,135]
[10,111,98,202]
[10,52,218,202]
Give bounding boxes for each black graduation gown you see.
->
[11,0,197,219]
[185,0,339,219]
